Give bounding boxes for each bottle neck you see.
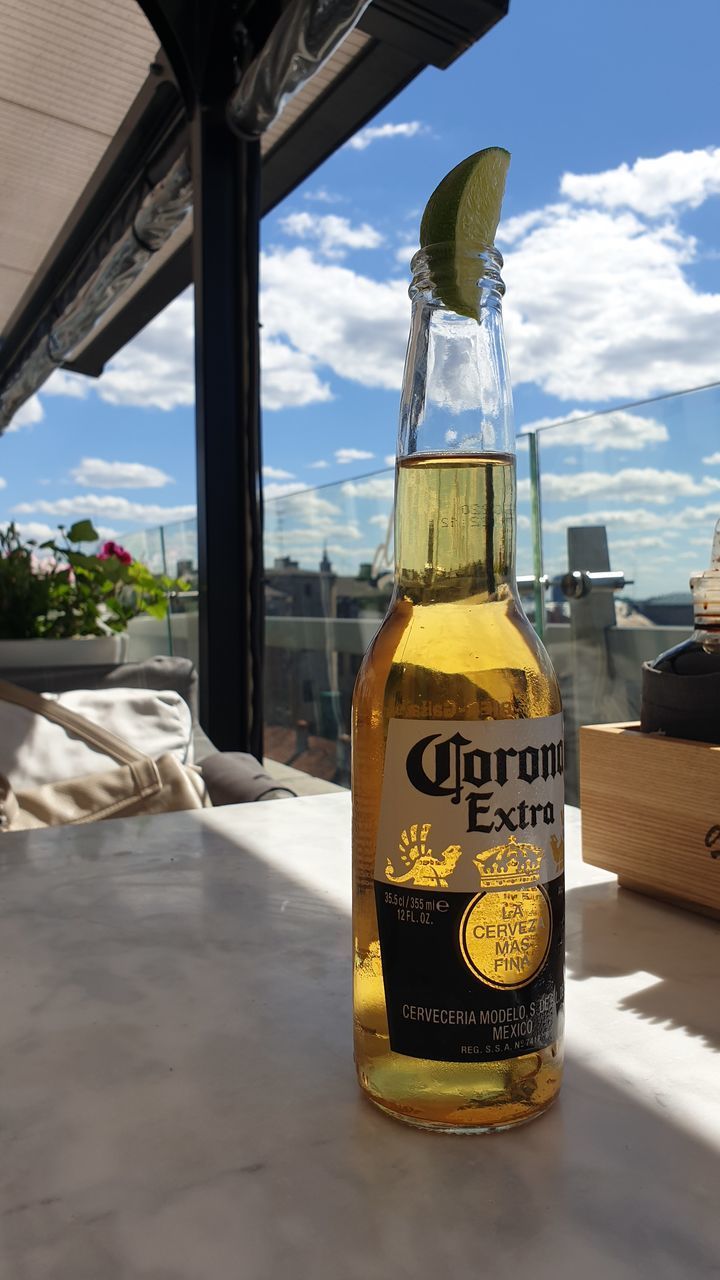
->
[398,245,513,459]
[692,622,720,648]
[394,244,516,604]
[394,452,516,604]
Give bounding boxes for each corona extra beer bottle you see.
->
[352,151,564,1131]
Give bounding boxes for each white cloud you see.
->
[0,476,6,490]
[262,465,295,480]
[262,479,366,575]
[637,552,692,567]
[498,156,720,400]
[384,455,396,467]
[5,521,55,541]
[307,460,329,469]
[369,512,392,527]
[303,188,345,204]
[13,495,196,526]
[70,457,173,489]
[263,481,308,500]
[4,520,119,543]
[536,467,720,506]
[44,370,89,399]
[499,208,559,246]
[543,507,668,533]
[261,336,332,410]
[341,476,394,500]
[396,243,418,267]
[670,502,720,528]
[543,500,720,535]
[703,451,720,465]
[86,288,332,414]
[261,246,408,393]
[519,409,669,452]
[609,535,671,551]
[6,394,44,431]
[98,291,195,410]
[266,523,362,546]
[560,147,720,217]
[265,491,341,519]
[279,212,383,259]
[346,121,426,151]
[335,447,374,465]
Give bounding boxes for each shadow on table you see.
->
[565,875,720,1052]
[188,816,718,1280]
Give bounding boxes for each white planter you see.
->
[0,634,129,669]
[127,612,199,670]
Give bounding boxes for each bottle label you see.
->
[373,714,564,1063]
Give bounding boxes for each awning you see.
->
[0,0,509,425]
[0,0,159,337]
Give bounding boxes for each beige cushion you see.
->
[0,687,193,790]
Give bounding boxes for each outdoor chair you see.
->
[0,655,295,806]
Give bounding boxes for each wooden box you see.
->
[580,722,720,919]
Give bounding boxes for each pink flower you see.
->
[31,553,67,578]
[98,540,132,566]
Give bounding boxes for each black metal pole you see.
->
[190,104,263,757]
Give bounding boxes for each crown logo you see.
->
[473,835,543,889]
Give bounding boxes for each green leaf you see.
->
[144,599,168,619]
[66,550,94,568]
[67,520,99,544]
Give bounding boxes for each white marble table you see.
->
[0,795,717,1279]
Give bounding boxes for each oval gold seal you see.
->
[459,887,552,989]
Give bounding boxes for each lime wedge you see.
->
[419,147,510,316]
[420,147,510,249]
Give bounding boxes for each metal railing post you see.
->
[528,431,545,641]
[159,523,174,657]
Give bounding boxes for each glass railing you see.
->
[121,382,720,796]
[121,518,199,667]
[263,470,391,785]
[529,383,719,798]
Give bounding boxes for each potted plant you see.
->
[0,520,187,667]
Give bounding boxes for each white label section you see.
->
[375,714,564,894]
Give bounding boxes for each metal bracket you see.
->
[516,570,630,599]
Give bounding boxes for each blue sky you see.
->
[4,0,720,598]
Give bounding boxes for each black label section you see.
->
[374,878,564,1063]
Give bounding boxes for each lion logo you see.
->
[386,822,462,888]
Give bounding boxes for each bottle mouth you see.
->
[409,243,505,309]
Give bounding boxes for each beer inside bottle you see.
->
[352,243,564,1131]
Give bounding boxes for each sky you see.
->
[3,0,720,599]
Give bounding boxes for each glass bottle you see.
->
[351,243,564,1132]
[652,520,720,675]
